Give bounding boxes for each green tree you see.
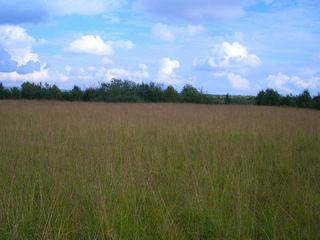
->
[70,85,83,101]
[311,94,320,109]
[48,84,62,100]
[281,94,296,107]
[256,88,281,106]
[164,85,180,102]
[296,89,312,108]
[21,82,45,99]
[0,83,9,99]
[137,82,164,102]
[225,93,232,104]
[9,87,21,99]
[181,84,200,103]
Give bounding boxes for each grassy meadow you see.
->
[0,100,319,239]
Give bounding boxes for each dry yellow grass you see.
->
[0,100,319,239]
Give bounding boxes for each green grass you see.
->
[0,100,319,239]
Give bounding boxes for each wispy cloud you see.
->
[152,23,207,42]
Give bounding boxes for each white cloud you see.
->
[156,57,182,84]
[266,72,320,94]
[0,65,50,82]
[50,0,123,16]
[212,71,251,90]
[266,72,290,89]
[63,64,150,83]
[105,67,149,82]
[193,41,260,72]
[226,73,251,90]
[67,35,134,55]
[159,57,179,75]
[68,35,114,55]
[152,23,207,42]
[0,25,38,65]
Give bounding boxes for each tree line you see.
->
[0,79,213,104]
[256,88,320,109]
[0,80,319,109]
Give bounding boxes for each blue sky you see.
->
[0,0,319,95]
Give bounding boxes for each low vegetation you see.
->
[1,80,319,109]
[0,101,319,239]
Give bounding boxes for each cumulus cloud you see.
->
[105,67,150,82]
[63,64,150,84]
[67,35,134,55]
[212,71,251,90]
[0,25,48,81]
[0,66,50,82]
[0,0,50,24]
[193,42,258,91]
[193,41,260,72]
[136,0,256,21]
[226,72,251,90]
[156,57,182,84]
[266,72,320,94]
[0,48,44,75]
[0,25,38,65]
[152,23,207,42]
[68,35,114,55]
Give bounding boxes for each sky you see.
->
[0,0,319,95]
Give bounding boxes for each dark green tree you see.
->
[256,88,281,106]
[48,84,62,100]
[70,85,83,101]
[9,87,21,99]
[296,89,312,108]
[0,83,9,99]
[181,84,201,103]
[225,93,232,104]
[311,94,320,109]
[164,85,180,102]
[281,94,296,107]
[21,82,44,99]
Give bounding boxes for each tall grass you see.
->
[0,100,319,239]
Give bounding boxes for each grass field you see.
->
[0,100,319,239]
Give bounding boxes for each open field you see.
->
[0,100,319,239]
